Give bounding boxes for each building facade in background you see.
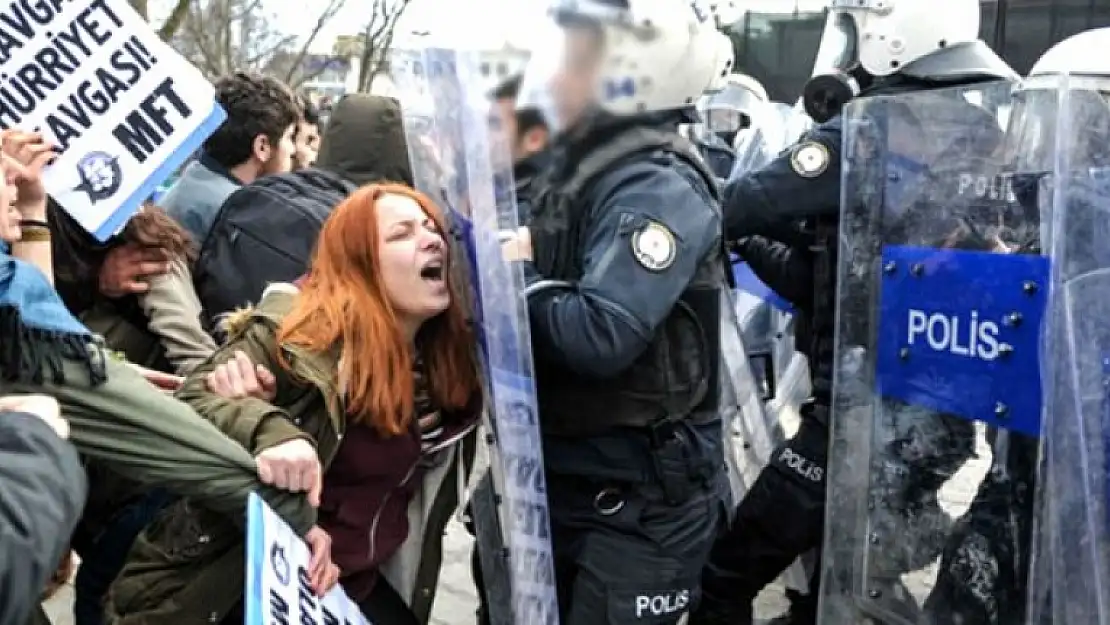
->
[728,0,1110,103]
[299,34,529,103]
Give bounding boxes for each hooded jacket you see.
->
[316,94,414,187]
[193,94,416,331]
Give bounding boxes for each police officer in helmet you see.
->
[703,73,769,147]
[692,73,770,179]
[507,0,735,621]
[690,1,1018,623]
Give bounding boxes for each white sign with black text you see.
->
[0,0,226,240]
[245,493,371,625]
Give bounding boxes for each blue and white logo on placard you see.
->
[73,152,123,203]
[270,541,291,587]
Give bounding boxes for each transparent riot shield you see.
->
[1033,76,1110,624]
[726,99,817,595]
[819,80,1048,625]
[394,48,559,625]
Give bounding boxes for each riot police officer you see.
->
[691,1,1019,623]
[505,1,736,621]
[692,73,770,179]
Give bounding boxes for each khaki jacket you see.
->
[107,284,478,624]
[82,259,217,375]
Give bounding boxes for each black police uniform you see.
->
[524,112,732,625]
[692,42,1018,625]
[695,137,737,181]
[513,149,552,222]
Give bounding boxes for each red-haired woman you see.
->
[105,183,483,625]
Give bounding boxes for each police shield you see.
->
[394,48,559,625]
[819,80,1048,625]
[1030,77,1110,624]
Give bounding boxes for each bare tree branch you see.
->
[179,0,222,77]
[157,0,193,41]
[282,0,348,86]
[247,34,296,68]
[355,0,414,92]
[171,0,300,79]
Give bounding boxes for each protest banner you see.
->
[0,0,226,240]
[245,493,371,625]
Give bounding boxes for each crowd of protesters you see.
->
[0,67,487,625]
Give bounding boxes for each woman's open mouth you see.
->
[419,259,444,282]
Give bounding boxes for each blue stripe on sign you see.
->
[244,493,265,625]
[491,366,535,394]
[731,258,794,313]
[93,103,227,241]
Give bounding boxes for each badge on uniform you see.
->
[632,221,677,271]
[790,141,830,178]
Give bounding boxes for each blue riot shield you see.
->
[1030,76,1110,624]
[394,49,559,625]
[818,80,1048,625]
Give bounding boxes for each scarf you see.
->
[0,247,106,385]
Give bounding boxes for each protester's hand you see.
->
[500,226,532,262]
[0,394,69,439]
[305,526,341,597]
[1,130,55,214]
[255,439,322,507]
[206,351,277,401]
[99,243,172,297]
[127,362,184,391]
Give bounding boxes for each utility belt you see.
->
[540,400,721,506]
[548,416,720,509]
[537,386,715,437]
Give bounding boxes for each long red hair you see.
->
[277,183,479,436]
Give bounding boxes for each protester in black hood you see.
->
[315,94,414,186]
[193,94,415,332]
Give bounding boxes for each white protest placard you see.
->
[245,493,371,625]
[0,0,226,240]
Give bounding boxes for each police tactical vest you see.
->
[530,125,728,437]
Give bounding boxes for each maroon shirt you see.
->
[318,377,475,603]
[318,419,423,602]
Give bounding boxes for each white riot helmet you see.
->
[517,0,735,134]
[1005,28,1110,178]
[697,72,768,145]
[803,0,981,121]
[827,0,980,78]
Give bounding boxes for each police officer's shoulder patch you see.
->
[790,141,830,178]
[631,221,677,272]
